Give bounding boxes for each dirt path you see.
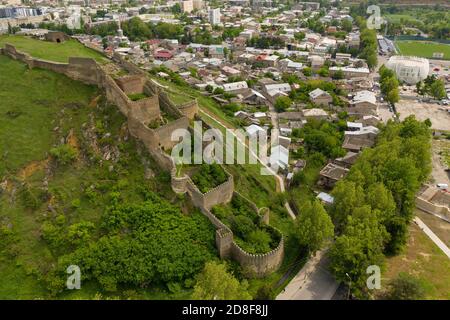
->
[17,158,49,180]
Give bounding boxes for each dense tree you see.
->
[121,17,152,41]
[192,261,252,300]
[274,96,292,112]
[300,119,346,160]
[359,29,378,69]
[294,32,306,41]
[44,192,216,293]
[329,206,388,298]
[295,200,334,255]
[329,116,431,296]
[429,79,446,100]
[341,18,353,33]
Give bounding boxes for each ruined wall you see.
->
[112,52,146,76]
[178,100,199,120]
[30,58,68,74]
[66,57,100,85]
[202,176,235,210]
[127,116,159,150]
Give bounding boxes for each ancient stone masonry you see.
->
[1,43,283,277]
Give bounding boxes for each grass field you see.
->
[378,222,450,299]
[0,35,108,64]
[395,40,450,60]
[385,14,421,24]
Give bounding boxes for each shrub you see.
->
[50,144,77,165]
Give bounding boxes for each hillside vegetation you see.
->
[0,35,108,63]
[0,55,216,299]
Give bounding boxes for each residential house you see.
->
[329,66,370,79]
[270,145,289,170]
[333,151,359,168]
[309,55,325,70]
[309,88,333,106]
[318,162,349,188]
[349,90,378,116]
[302,108,329,120]
[263,83,292,103]
[222,81,248,92]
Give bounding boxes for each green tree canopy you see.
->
[295,200,334,255]
[192,261,252,300]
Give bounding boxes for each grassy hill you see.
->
[0,35,108,64]
[0,55,214,299]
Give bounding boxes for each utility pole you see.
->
[345,273,352,300]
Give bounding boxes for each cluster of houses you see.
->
[12,1,387,206]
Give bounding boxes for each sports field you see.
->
[395,40,450,60]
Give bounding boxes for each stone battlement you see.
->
[1,42,283,277]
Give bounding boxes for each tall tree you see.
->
[192,262,252,300]
[295,200,334,255]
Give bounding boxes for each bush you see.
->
[255,284,276,300]
[191,164,227,193]
[50,144,77,165]
[385,273,426,300]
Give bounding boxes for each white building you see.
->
[209,8,221,25]
[222,81,248,92]
[385,56,429,85]
[270,145,289,170]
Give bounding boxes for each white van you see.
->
[437,183,449,190]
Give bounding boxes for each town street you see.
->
[276,250,339,300]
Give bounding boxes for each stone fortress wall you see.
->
[1,43,283,277]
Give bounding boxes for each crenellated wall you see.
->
[155,116,190,151]
[2,43,283,278]
[115,74,145,94]
[210,192,284,277]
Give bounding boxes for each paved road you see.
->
[414,217,450,259]
[276,250,340,300]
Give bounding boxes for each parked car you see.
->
[437,183,449,190]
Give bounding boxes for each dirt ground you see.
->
[396,99,450,131]
[430,139,450,185]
